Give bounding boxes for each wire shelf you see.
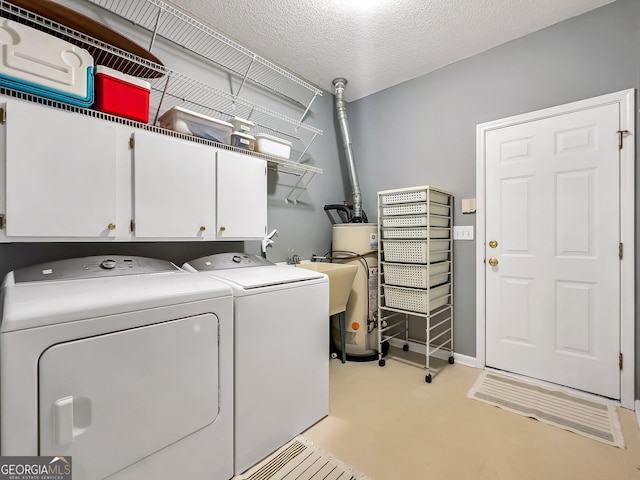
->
[88,0,326,164]
[0,86,321,179]
[0,0,323,186]
[146,69,323,153]
[87,0,322,113]
[0,0,165,79]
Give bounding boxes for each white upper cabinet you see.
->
[216,150,267,240]
[0,96,268,242]
[131,130,216,240]
[1,99,127,240]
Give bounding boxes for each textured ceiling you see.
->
[171,0,615,101]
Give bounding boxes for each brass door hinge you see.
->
[0,214,5,229]
[129,136,135,149]
[0,107,6,125]
[619,243,623,259]
[130,220,135,232]
[617,130,629,150]
[619,352,623,370]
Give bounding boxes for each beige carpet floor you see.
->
[303,348,640,480]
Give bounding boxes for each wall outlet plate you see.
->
[453,225,474,240]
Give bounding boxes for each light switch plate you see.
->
[453,225,474,240]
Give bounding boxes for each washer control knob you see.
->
[100,259,117,269]
[232,255,242,263]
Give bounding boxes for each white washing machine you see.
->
[183,253,329,475]
[0,255,234,480]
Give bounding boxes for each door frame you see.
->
[475,89,635,409]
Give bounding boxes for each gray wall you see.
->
[346,0,639,397]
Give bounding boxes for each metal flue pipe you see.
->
[333,78,363,222]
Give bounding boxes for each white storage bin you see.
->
[231,131,256,150]
[383,262,450,289]
[383,240,450,264]
[382,227,450,239]
[382,215,450,228]
[382,202,449,216]
[158,106,233,144]
[381,188,450,206]
[383,283,451,313]
[255,133,292,159]
[230,116,255,135]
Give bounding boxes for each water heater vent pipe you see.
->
[333,78,363,222]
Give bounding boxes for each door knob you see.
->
[107,223,116,231]
[489,240,498,248]
[488,257,499,267]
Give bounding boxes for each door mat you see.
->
[233,435,372,480]
[468,371,625,448]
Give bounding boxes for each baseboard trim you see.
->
[636,400,640,429]
[387,338,476,368]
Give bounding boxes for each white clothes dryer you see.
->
[183,253,329,475]
[0,255,234,480]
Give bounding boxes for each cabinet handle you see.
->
[219,226,225,232]
[199,226,206,232]
[107,223,116,231]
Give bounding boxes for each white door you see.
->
[216,150,267,239]
[132,131,216,239]
[484,102,621,399]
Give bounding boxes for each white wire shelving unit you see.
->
[0,0,323,202]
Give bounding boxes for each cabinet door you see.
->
[3,100,119,238]
[132,131,215,239]
[216,150,267,239]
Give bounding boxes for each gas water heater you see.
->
[331,223,379,358]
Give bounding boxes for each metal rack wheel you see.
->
[448,356,454,364]
[425,374,432,383]
[402,344,409,352]
[378,359,386,367]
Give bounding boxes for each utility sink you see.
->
[297,262,358,316]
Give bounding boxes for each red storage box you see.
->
[95,66,150,123]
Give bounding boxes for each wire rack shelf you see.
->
[0,0,323,191]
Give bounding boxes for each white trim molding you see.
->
[387,338,476,368]
[636,400,640,430]
[475,89,635,409]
